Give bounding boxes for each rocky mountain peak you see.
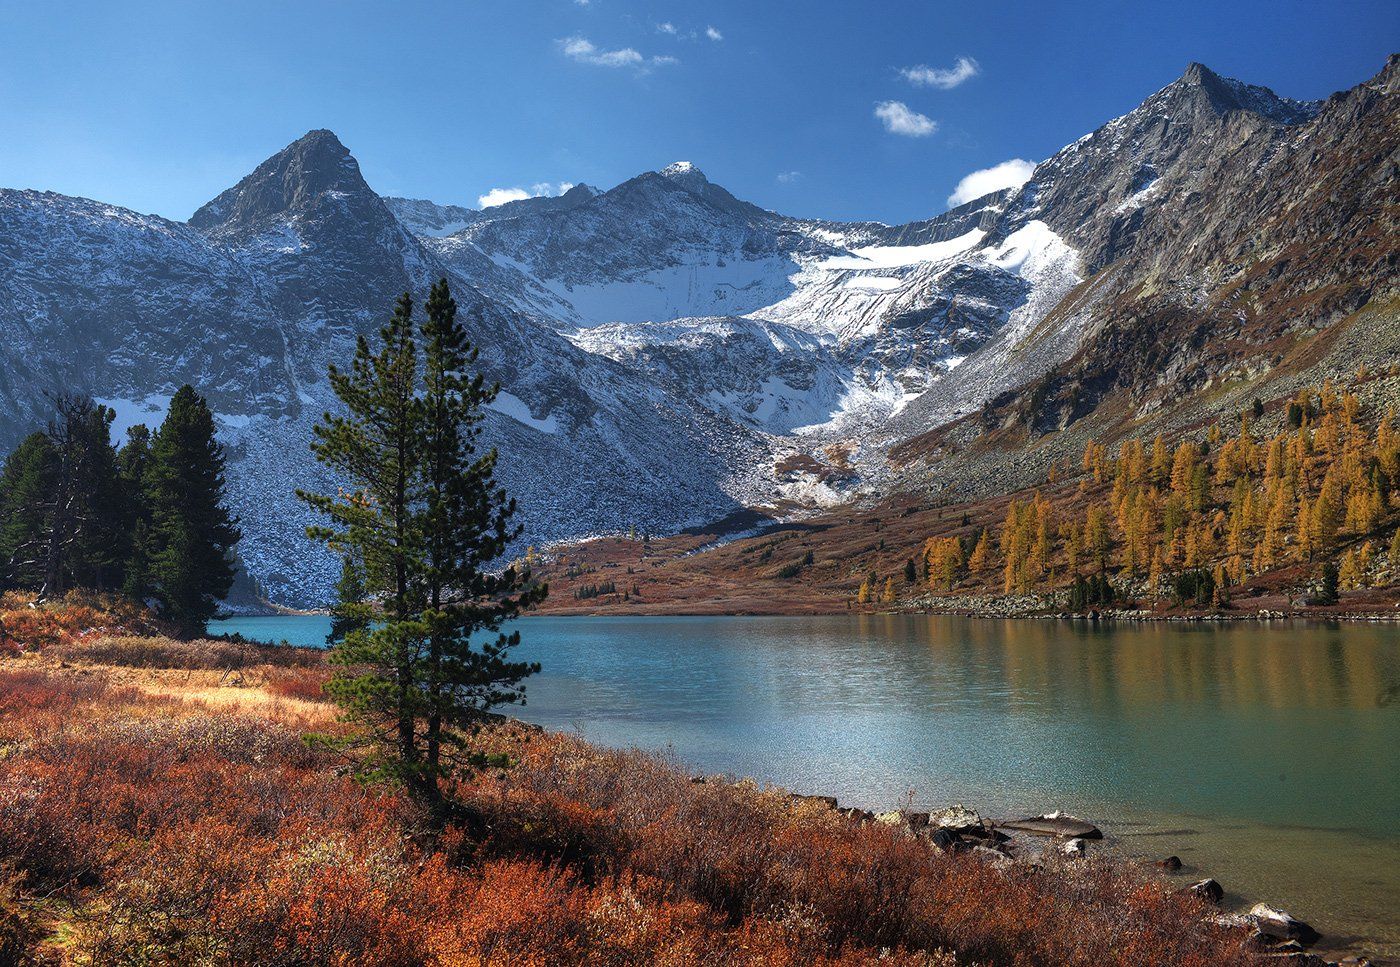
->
[1373,52,1400,94]
[1169,62,1321,125]
[659,160,709,190]
[189,128,379,236]
[560,182,601,201]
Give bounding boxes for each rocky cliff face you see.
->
[995,56,1398,435]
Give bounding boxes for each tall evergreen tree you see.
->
[300,283,542,809]
[0,432,58,591]
[327,552,369,647]
[68,404,128,592]
[416,279,542,803]
[118,425,154,601]
[2,396,127,598]
[146,386,240,636]
[300,292,429,788]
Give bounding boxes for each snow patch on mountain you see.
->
[488,391,560,434]
[816,228,986,270]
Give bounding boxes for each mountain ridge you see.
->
[0,58,1392,607]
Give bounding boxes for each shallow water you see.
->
[210,612,1400,958]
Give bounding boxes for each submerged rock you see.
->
[1156,855,1183,871]
[999,812,1103,839]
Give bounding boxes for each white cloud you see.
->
[657,21,677,34]
[705,25,723,41]
[946,158,1036,207]
[478,187,533,208]
[900,56,980,90]
[776,170,801,183]
[573,0,590,6]
[478,182,576,209]
[558,35,677,70]
[874,100,937,137]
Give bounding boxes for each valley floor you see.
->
[0,593,1325,966]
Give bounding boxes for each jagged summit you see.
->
[659,160,709,190]
[189,128,377,236]
[1171,62,1321,125]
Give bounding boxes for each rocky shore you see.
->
[711,779,1379,967]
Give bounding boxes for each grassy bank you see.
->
[0,595,1281,965]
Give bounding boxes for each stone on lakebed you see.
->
[998,811,1103,839]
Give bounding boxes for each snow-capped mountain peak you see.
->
[659,160,709,190]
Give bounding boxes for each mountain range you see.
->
[1,56,1395,606]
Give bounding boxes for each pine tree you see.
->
[968,529,993,573]
[300,284,542,808]
[415,278,542,802]
[1315,560,1340,605]
[301,292,427,787]
[119,425,154,600]
[0,432,58,591]
[327,553,370,647]
[146,386,240,636]
[71,404,128,592]
[5,397,129,598]
[856,575,873,604]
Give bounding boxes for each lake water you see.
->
[210,613,1400,959]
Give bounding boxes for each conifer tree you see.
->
[968,529,993,573]
[0,432,57,591]
[6,396,128,598]
[415,278,542,801]
[300,283,542,809]
[327,553,369,647]
[118,425,154,600]
[301,292,427,787]
[146,386,240,636]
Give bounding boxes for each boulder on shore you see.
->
[875,809,929,830]
[1183,878,1224,904]
[1248,904,1321,946]
[998,812,1103,840]
[930,804,984,834]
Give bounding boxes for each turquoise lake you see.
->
[209,613,1400,959]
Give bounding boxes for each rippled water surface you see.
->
[211,613,1400,958]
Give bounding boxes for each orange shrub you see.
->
[0,590,165,654]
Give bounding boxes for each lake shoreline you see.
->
[531,602,1400,622]
[208,611,1400,962]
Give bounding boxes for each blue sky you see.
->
[1,0,1394,224]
